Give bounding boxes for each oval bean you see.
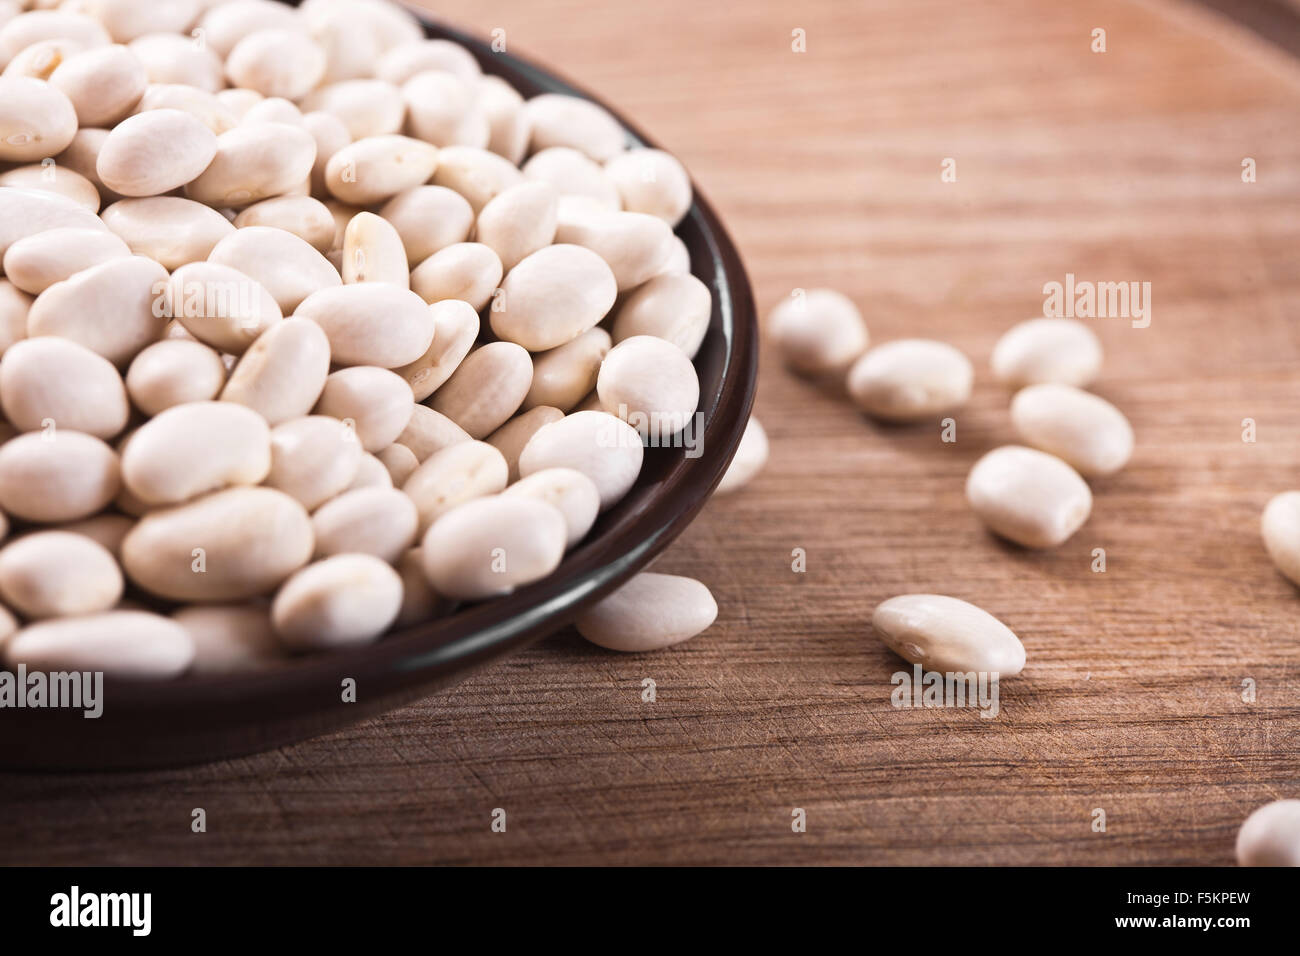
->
[768,288,868,376]
[220,316,331,425]
[27,254,169,366]
[575,572,717,652]
[97,108,217,197]
[0,75,78,162]
[1010,383,1134,477]
[409,241,502,312]
[311,486,417,563]
[847,339,973,422]
[125,339,226,416]
[966,445,1092,549]
[265,415,363,511]
[379,185,474,267]
[491,244,616,351]
[167,261,282,353]
[486,405,564,482]
[185,122,316,207]
[272,553,403,650]
[503,467,600,548]
[2,226,130,295]
[518,410,643,510]
[207,225,340,313]
[122,486,313,601]
[295,283,434,368]
[100,196,235,269]
[1236,799,1300,867]
[420,494,566,600]
[0,430,120,522]
[991,317,1103,388]
[173,603,284,675]
[402,439,508,532]
[121,400,270,505]
[0,530,122,618]
[872,593,1026,676]
[5,610,192,678]
[0,336,129,438]
[314,366,414,453]
[605,148,692,226]
[612,272,711,358]
[324,134,438,205]
[597,335,699,440]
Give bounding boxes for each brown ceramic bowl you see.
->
[0,4,757,771]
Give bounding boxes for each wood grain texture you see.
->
[3,0,1299,866]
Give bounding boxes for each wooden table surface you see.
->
[4,0,1300,866]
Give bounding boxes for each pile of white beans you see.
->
[0,0,765,676]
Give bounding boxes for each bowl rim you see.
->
[0,2,758,767]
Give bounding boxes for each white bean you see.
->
[525,328,610,413]
[486,406,564,482]
[428,342,533,439]
[966,445,1092,549]
[100,196,235,269]
[872,593,1026,676]
[402,439,508,533]
[1261,492,1300,588]
[0,430,120,522]
[27,254,169,366]
[409,241,502,312]
[1010,384,1134,477]
[575,572,716,652]
[379,185,474,266]
[125,338,226,416]
[208,225,341,314]
[612,272,711,358]
[0,530,122,618]
[394,298,478,401]
[49,43,147,128]
[314,366,414,453]
[504,467,600,548]
[0,75,78,162]
[265,415,363,511]
[5,610,193,678]
[491,243,616,351]
[97,108,217,197]
[767,288,867,376]
[605,148,692,226]
[524,93,625,162]
[0,336,129,438]
[121,400,270,505]
[597,335,699,440]
[272,553,403,650]
[122,485,313,600]
[166,261,283,353]
[991,317,1102,388]
[311,486,417,563]
[1235,799,1300,867]
[420,494,566,600]
[220,316,331,425]
[324,134,438,205]
[716,415,769,495]
[184,122,316,207]
[2,226,130,295]
[847,339,973,422]
[173,603,285,675]
[518,410,643,511]
[295,282,434,368]
[475,181,558,271]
